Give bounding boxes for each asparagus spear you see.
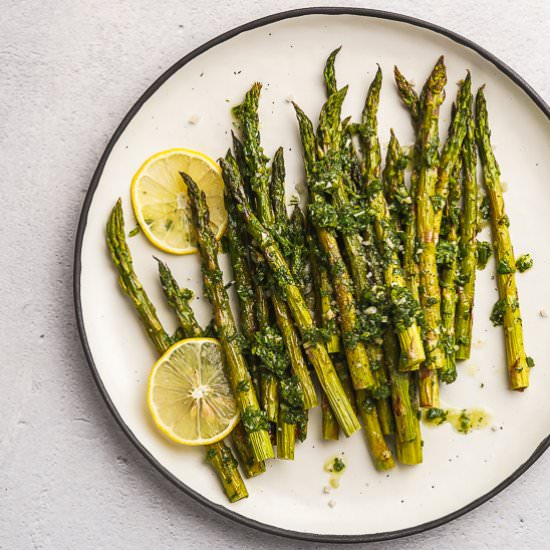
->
[182,174,274,461]
[231,131,279,423]
[384,331,417,443]
[288,205,312,302]
[355,391,395,470]
[393,61,440,406]
[106,201,248,501]
[309,224,342,439]
[320,53,371,299]
[393,65,421,126]
[323,46,340,96]
[414,67,471,386]
[203,441,249,502]
[393,67,422,303]
[433,73,472,237]
[224,201,261,394]
[438,157,462,383]
[455,104,478,360]
[230,422,267,478]
[156,258,266,478]
[156,259,203,338]
[308,227,341,355]
[382,129,412,235]
[270,148,318,409]
[381,133,420,442]
[321,391,339,440]
[395,389,423,466]
[293,100,376,391]
[415,57,447,411]
[358,67,426,370]
[107,202,173,354]
[234,88,279,427]
[475,87,530,390]
[221,153,361,436]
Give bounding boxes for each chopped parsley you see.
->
[490,298,507,326]
[332,457,346,472]
[496,258,515,275]
[436,240,458,267]
[479,195,491,226]
[515,254,533,273]
[425,407,448,425]
[476,241,493,269]
[236,379,250,393]
[241,407,269,433]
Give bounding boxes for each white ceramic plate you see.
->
[74,8,550,543]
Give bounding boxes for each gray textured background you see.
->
[2,1,549,548]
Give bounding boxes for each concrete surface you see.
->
[1,1,549,548]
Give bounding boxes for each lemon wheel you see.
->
[131,148,227,255]
[147,338,239,446]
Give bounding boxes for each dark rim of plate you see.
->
[73,7,550,544]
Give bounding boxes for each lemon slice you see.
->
[131,148,227,254]
[147,338,239,446]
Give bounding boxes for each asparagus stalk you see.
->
[106,201,248,501]
[323,46,340,96]
[309,225,342,439]
[288,205,312,303]
[414,57,447,412]
[384,331,417,442]
[156,258,267,478]
[309,227,341,354]
[393,67,422,303]
[293,100,375,391]
[433,73,472,237]
[382,129,412,233]
[396,372,423,465]
[393,65,421,126]
[322,358,359,441]
[475,87,530,390]
[230,422,267,478]
[182,174,274,461]
[455,103,478,360]
[106,202,173,354]
[204,442,249,503]
[358,67,425,370]
[224,201,261,394]
[369,347,394,436]
[355,390,395,470]
[231,131,279,424]
[156,259,202,337]
[393,62,440,406]
[438,157,463,383]
[381,134,420,442]
[221,153,361,436]
[321,391,339,440]
[321,53,371,299]
[270,148,318,409]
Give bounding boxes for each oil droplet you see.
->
[465,363,478,376]
[324,455,346,490]
[423,408,490,434]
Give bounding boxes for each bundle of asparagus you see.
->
[105,49,533,503]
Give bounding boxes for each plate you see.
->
[74,8,550,543]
